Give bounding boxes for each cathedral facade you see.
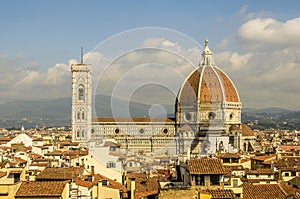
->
[71,40,255,155]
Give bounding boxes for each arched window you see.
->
[230,113,234,121]
[77,130,80,138]
[208,112,216,120]
[82,129,85,138]
[82,111,85,120]
[77,111,80,120]
[78,85,85,101]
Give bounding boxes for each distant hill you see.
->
[0,95,174,128]
[0,96,298,129]
[242,107,291,114]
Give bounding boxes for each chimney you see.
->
[91,166,95,174]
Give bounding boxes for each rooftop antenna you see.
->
[80,46,83,64]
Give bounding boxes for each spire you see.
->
[200,39,214,66]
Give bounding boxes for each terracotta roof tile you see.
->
[241,124,255,136]
[229,124,254,136]
[75,173,125,191]
[188,158,226,174]
[217,153,241,159]
[178,66,240,105]
[243,182,300,199]
[246,168,276,175]
[279,145,300,151]
[15,181,68,197]
[104,141,121,147]
[36,167,83,180]
[203,189,237,198]
[0,171,6,178]
[251,154,276,161]
[224,165,244,171]
[135,176,159,199]
[9,170,22,174]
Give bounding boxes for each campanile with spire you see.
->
[71,55,93,144]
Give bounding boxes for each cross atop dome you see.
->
[200,39,214,66]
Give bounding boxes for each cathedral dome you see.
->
[177,40,240,105]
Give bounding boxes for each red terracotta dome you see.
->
[178,40,240,105]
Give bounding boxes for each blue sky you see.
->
[1,1,300,109]
[0,1,298,67]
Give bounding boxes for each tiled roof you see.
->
[251,154,276,161]
[246,168,276,175]
[29,162,49,167]
[224,165,244,171]
[14,157,27,164]
[242,178,278,183]
[0,137,13,142]
[44,150,63,156]
[36,167,83,180]
[92,117,175,124]
[217,153,241,159]
[15,181,68,197]
[188,158,226,174]
[75,173,125,191]
[243,182,300,199]
[279,145,300,151]
[9,170,23,174]
[203,189,236,199]
[135,176,159,199]
[271,157,300,169]
[240,158,251,163]
[104,141,121,147]
[0,161,9,168]
[0,171,6,178]
[28,153,42,160]
[44,150,88,157]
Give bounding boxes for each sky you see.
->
[0,0,300,110]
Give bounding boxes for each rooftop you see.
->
[188,158,226,175]
[15,181,68,197]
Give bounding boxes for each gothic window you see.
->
[77,111,80,120]
[78,85,85,101]
[82,111,85,120]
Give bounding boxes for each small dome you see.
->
[229,124,255,137]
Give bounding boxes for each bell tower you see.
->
[71,51,92,144]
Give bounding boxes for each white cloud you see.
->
[0,32,299,110]
[236,5,248,16]
[237,17,300,51]
[215,39,228,51]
